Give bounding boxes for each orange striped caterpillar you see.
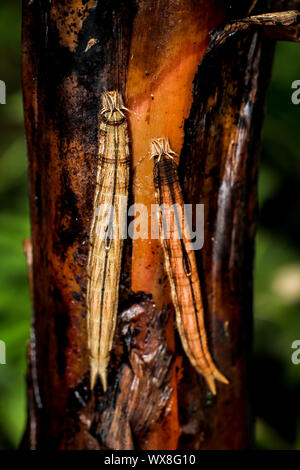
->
[152,138,228,394]
[87,91,130,391]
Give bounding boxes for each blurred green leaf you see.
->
[0,137,27,195]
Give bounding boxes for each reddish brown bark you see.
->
[21,0,298,450]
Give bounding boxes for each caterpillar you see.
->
[151,138,228,394]
[87,91,130,391]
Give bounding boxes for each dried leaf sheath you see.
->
[207,10,299,53]
[87,92,130,391]
[152,138,228,395]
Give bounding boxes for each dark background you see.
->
[0,1,299,449]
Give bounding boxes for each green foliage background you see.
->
[0,1,299,449]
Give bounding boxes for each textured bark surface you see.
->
[22,0,296,450]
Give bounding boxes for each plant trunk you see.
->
[21,0,297,450]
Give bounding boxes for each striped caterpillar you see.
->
[87,91,130,391]
[151,138,228,394]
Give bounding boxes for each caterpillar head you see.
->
[150,138,176,163]
[100,91,128,125]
